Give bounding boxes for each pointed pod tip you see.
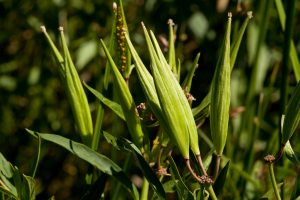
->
[40,26,46,33]
[247,11,253,19]
[113,2,117,11]
[167,19,175,26]
[58,26,64,32]
[228,12,232,18]
[141,21,145,28]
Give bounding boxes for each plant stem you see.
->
[214,154,221,180]
[269,163,281,200]
[207,185,218,200]
[280,0,296,114]
[197,154,208,176]
[140,177,149,200]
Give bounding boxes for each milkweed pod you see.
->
[142,23,190,159]
[41,26,93,145]
[210,13,232,156]
[282,81,300,145]
[100,39,144,150]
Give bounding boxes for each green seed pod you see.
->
[282,81,300,145]
[210,13,232,156]
[142,24,190,159]
[100,39,144,150]
[149,28,201,156]
[41,26,93,145]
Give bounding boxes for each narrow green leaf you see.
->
[0,187,18,200]
[213,161,230,196]
[0,153,14,179]
[261,183,283,199]
[31,135,41,178]
[81,174,108,200]
[284,141,300,165]
[182,53,200,93]
[84,82,125,120]
[168,156,195,199]
[274,0,300,81]
[102,131,166,198]
[230,11,253,70]
[210,13,231,155]
[26,129,139,200]
[282,81,300,144]
[100,39,144,150]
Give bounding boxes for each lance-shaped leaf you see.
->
[41,26,93,144]
[210,13,231,156]
[84,83,125,121]
[141,23,190,159]
[26,129,139,200]
[182,52,201,93]
[230,11,253,70]
[100,39,144,150]
[150,29,201,156]
[282,81,300,144]
[103,131,166,198]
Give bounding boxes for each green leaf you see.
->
[12,168,36,200]
[282,81,300,144]
[102,131,166,199]
[274,0,300,81]
[81,174,108,200]
[26,129,139,200]
[284,141,300,165]
[260,183,283,199]
[182,53,200,93]
[0,153,14,178]
[84,82,125,121]
[213,160,230,196]
[168,156,195,199]
[0,186,18,200]
[231,11,253,70]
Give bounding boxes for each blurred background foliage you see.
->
[1,0,300,199]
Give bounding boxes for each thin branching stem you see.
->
[196,154,207,176]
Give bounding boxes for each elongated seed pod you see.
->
[142,24,190,159]
[210,13,232,156]
[100,39,144,150]
[41,26,93,145]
